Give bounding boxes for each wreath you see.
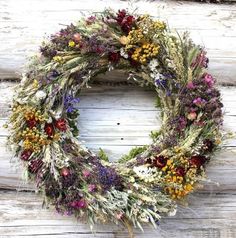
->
[7,9,223,232]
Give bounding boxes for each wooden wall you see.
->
[1,0,236,237]
[0,0,236,85]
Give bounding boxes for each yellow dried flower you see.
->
[68,40,75,47]
[153,20,166,30]
[33,79,39,89]
[119,36,129,45]
[131,43,160,64]
[53,56,63,63]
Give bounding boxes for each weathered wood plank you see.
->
[0,0,236,84]
[1,190,236,238]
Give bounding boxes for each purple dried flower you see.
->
[155,79,167,87]
[40,46,57,58]
[64,95,80,113]
[97,165,122,191]
[193,97,206,107]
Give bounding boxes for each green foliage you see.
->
[155,95,162,108]
[119,146,147,163]
[67,110,80,137]
[98,148,109,162]
[150,130,161,142]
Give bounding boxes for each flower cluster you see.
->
[8,9,223,233]
[131,43,159,64]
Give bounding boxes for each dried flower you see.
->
[153,156,168,169]
[82,170,91,178]
[119,36,128,45]
[203,73,214,87]
[35,90,47,101]
[28,159,43,173]
[88,184,96,192]
[175,167,186,177]
[61,167,70,176]
[186,81,195,89]
[64,95,80,113]
[97,165,122,190]
[189,155,207,168]
[44,123,54,137]
[68,40,75,47]
[193,97,206,107]
[187,112,197,121]
[203,139,214,152]
[55,119,67,132]
[20,150,33,161]
[108,52,121,63]
[73,33,81,42]
[26,118,37,128]
[70,199,87,209]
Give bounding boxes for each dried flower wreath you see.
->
[7,9,223,233]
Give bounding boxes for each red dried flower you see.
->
[203,139,214,152]
[26,118,37,129]
[28,159,43,173]
[153,156,168,169]
[108,52,121,63]
[116,10,135,34]
[189,155,207,168]
[44,123,54,137]
[116,9,127,24]
[175,166,186,177]
[55,118,67,132]
[121,15,135,33]
[20,150,33,161]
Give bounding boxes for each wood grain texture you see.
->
[0,81,236,237]
[0,0,236,84]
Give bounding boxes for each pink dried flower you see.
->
[73,33,81,43]
[70,199,87,209]
[88,184,96,192]
[86,16,96,25]
[116,212,124,220]
[203,73,214,87]
[186,81,195,89]
[82,170,90,178]
[187,112,197,121]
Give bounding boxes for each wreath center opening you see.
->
[77,72,160,162]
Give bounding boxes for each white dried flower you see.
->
[133,165,155,179]
[150,71,161,79]
[35,90,47,101]
[139,213,149,223]
[47,117,53,123]
[148,59,159,71]
[20,73,28,86]
[120,48,128,59]
[168,208,177,216]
